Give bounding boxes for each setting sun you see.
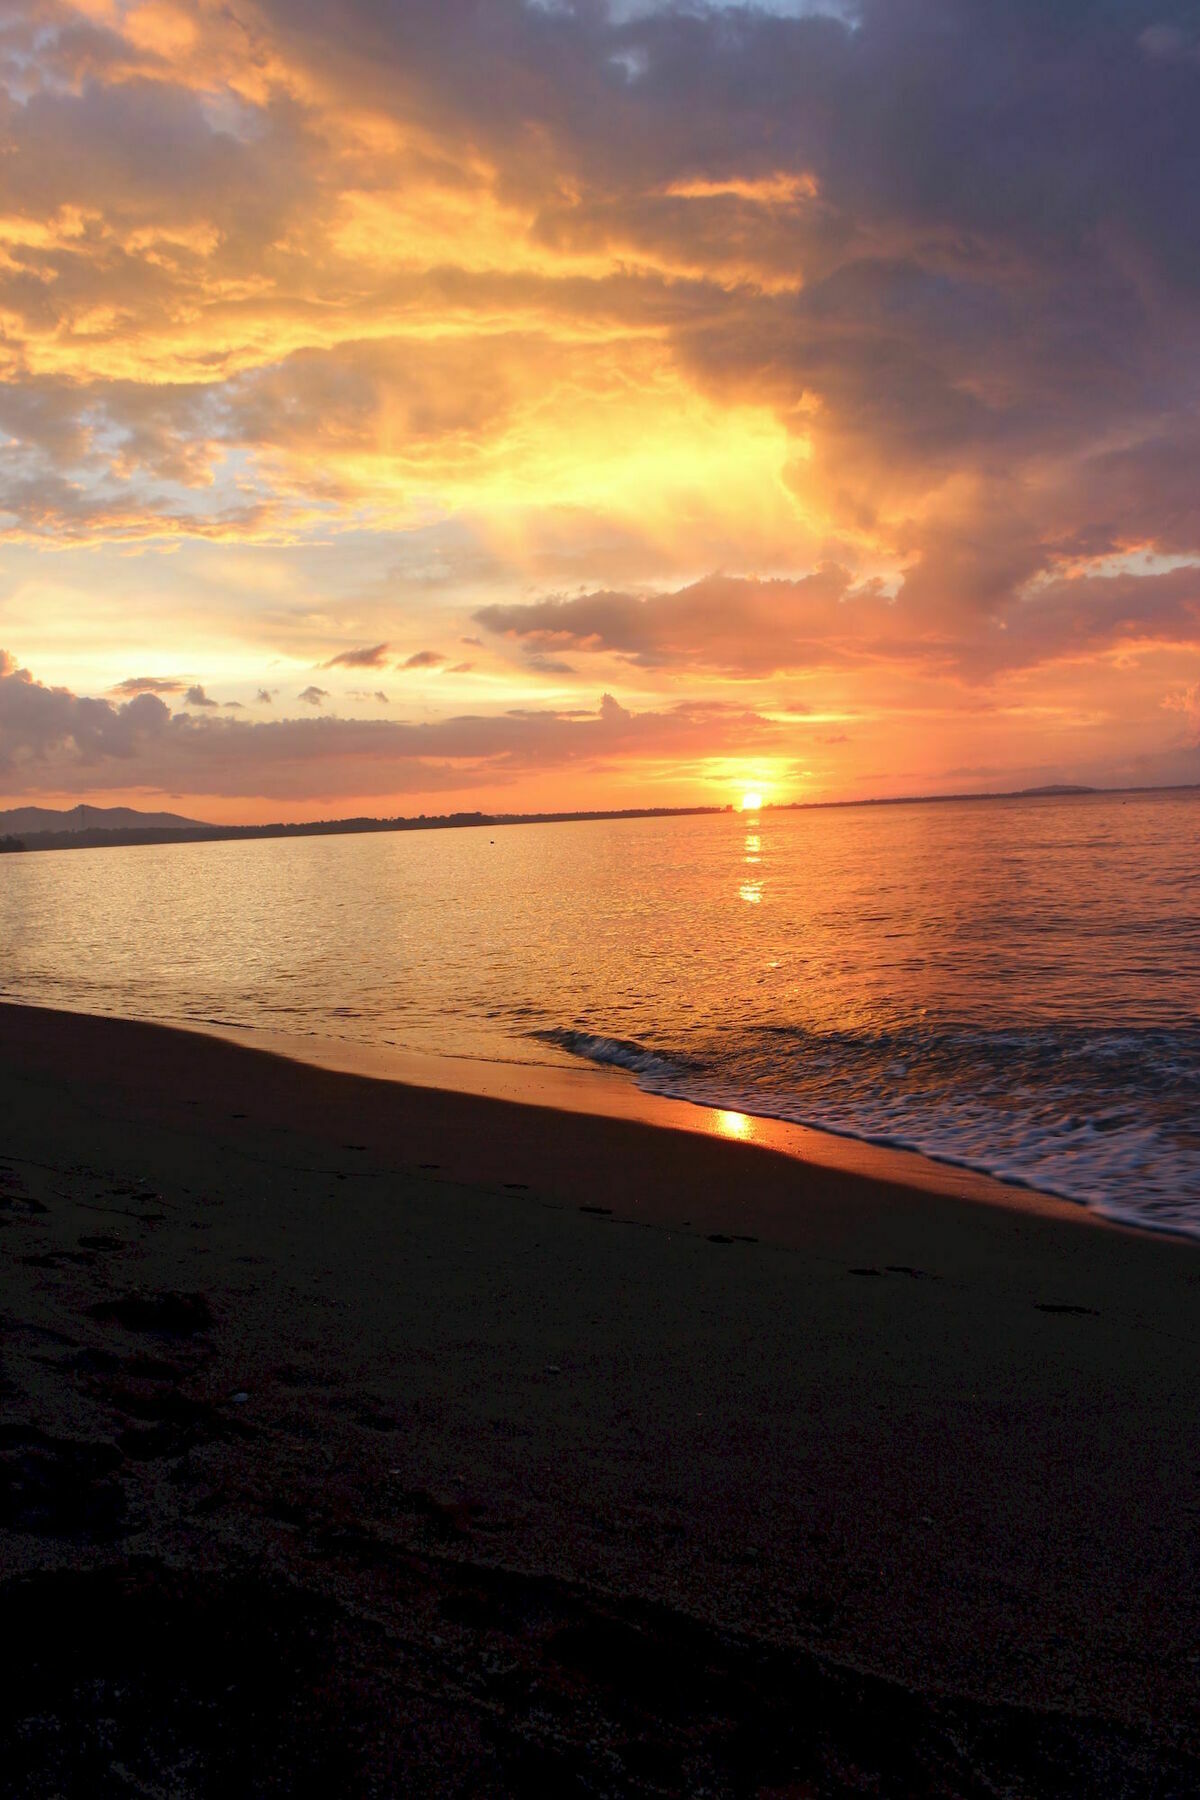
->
[741,790,764,812]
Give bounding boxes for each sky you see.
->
[2,0,1200,822]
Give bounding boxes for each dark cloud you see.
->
[323,643,391,669]
[255,689,274,704]
[967,565,1200,677]
[183,684,218,708]
[478,559,1200,679]
[402,651,446,669]
[111,675,185,697]
[523,652,578,676]
[298,685,329,706]
[0,651,171,773]
[478,568,868,675]
[276,0,1200,654]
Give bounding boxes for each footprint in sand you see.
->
[21,1250,96,1269]
[89,1291,214,1335]
[0,1425,126,1538]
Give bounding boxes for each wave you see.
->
[532,1027,701,1082]
[535,1018,1200,1240]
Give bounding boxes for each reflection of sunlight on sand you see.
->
[714,1107,753,1141]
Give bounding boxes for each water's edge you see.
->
[532,1026,1200,1243]
[10,995,1149,1238]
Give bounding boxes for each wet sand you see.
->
[1,1001,1198,1796]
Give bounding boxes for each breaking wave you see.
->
[538,1019,1200,1239]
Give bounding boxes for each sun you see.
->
[740,789,763,812]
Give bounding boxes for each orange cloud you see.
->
[1,0,1199,815]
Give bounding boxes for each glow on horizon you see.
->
[1,1,1198,821]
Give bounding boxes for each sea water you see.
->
[2,789,1197,1235]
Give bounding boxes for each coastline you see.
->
[5,789,1197,1242]
[5,995,1130,1235]
[2,1001,1198,1793]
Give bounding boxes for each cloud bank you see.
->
[0,651,781,801]
[2,1,1200,808]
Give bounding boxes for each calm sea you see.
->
[2,789,1198,1236]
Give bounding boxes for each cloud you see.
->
[256,689,274,704]
[111,675,186,696]
[477,568,867,676]
[523,652,578,676]
[402,651,446,669]
[478,560,1200,680]
[0,651,172,774]
[4,0,1200,802]
[0,652,781,800]
[298,685,329,706]
[183,684,218,708]
[323,643,391,669]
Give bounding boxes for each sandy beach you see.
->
[1,1000,1198,1796]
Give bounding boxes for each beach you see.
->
[2,1000,1198,1795]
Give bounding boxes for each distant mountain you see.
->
[0,803,207,836]
[0,804,728,854]
[1013,784,1097,798]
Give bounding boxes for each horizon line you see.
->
[4,779,1200,854]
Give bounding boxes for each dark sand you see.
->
[1,1002,1197,1796]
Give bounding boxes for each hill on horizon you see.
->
[0,803,207,836]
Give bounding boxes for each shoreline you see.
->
[2,1001,1198,1793]
[3,996,1133,1240]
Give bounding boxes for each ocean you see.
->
[2,788,1197,1237]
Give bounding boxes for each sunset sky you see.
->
[2,0,1200,821]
